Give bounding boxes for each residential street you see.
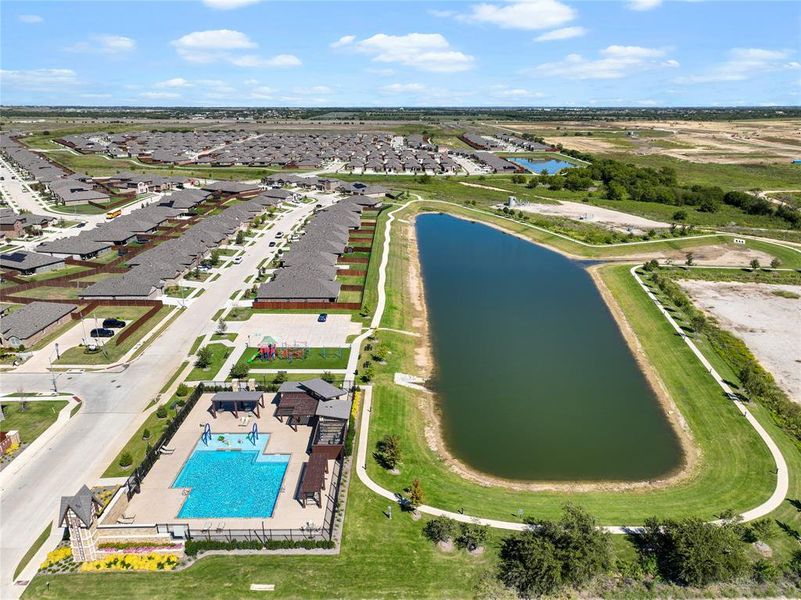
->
[0,199,321,598]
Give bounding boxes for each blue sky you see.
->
[1,0,799,107]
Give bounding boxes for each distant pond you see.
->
[416,213,682,481]
[507,156,576,174]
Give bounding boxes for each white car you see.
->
[233,256,243,264]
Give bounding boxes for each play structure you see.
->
[246,335,345,365]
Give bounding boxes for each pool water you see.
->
[172,433,290,519]
[507,157,575,174]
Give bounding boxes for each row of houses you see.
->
[77,190,283,300]
[0,208,54,241]
[262,173,392,198]
[256,195,379,303]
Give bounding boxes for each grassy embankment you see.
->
[0,400,68,443]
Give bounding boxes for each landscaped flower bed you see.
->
[38,545,78,574]
[79,552,179,572]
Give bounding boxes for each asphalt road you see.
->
[0,198,321,597]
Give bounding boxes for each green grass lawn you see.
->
[13,286,81,300]
[54,306,172,365]
[185,343,233,381]
[0,400,68,443]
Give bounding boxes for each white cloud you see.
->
[249,86,276,99]
[366,67,395,76]
[80,93,113,99]
[0,68,80,91]
[18,14,43,24]
[535,26,586,42]
[156,77,192,88]
[66,35,136,54]
[459,0,576,31]
[294,85,333,94]
[171,29,257,62]
[231,54,302,68]
[491,87,545,98]
[628,0,662,11]
[428,9,456,18]
[356,33,474,73]
[140,91,181,99]
[202,0,262,9]
[380,82,427,94]
[171,30,299,68]
[244,78,259,85]
[674,48,798,83]
[330,35,356,48]
[532,45,677,79]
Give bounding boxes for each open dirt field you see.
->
[634,244,775,267]
[516,198,670,234]
[508,119,801,164]
[679,280,801,402]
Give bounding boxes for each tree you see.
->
[456,521,488,551]
[118,452,133,468]
[321,371,335,383]
[639,516,748,586]
[156,406,168,419]
[750,258,761,271]
[216,319,228,335]
[685,252,694,267]
[739,361,769,399]
[273,371,287,384]
[408,479,424,509]
[643,259,660,272]
[235,230,245,245]
[770,257,782,269]
[673,209,688,222]
[423,516,457,543]
[230,361,249,380]
[209,249,221,266]
[196,345,213,368]
[142,428,151,440]
[690,312,706,335]
[498,504,610,597]
[374,434,402,470]
[499,534,563,597]
[176,383,189,397]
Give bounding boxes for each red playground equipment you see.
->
[252,337,310,363]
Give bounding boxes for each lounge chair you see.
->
[238,416,247,427]
[202,521,212,531]
[215,521,225,532]
[159,446,175,455]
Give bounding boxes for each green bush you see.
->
[175,383,189,397]
[142,428,151,440]
[184,539,335,556]
[118,452,133,468]
[156,406,168,419]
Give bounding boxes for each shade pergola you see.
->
[299,452,328,508]
[209,391,265,418]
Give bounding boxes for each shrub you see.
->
[455,521,488,551]
[408,479,424,509]
[374,434,401,470]
[156,406,168,419]
[175,383,189,397]
[229,361,249,380]
[183,539,335,556]
[118,452,133,468]
[142,429,151,440]
[195,346,212,369]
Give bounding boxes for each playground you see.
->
[245,340,350,371]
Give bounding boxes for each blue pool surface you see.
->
[508,157,575,174]
[172,433,290,519]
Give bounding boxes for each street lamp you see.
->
[55,342,60,360]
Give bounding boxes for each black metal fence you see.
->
[125,383,205,500]
[154,523,330,542]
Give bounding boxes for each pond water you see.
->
[507,156,576,174]
[416,213,682,481]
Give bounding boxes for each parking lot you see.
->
[229,313,362,348]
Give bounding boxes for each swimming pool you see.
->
[172,433,290,519]
[507,157,575,174]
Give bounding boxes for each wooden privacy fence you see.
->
[113,303,164,345]
[252,301,362,310]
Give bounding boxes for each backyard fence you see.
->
[125,383,205,500]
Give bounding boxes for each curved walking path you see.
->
[352,198,790,533]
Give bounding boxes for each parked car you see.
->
[90,328,115,338]
[317,313,328,323]
[75,221,87,228]
[233,255,243,264]
[102,318,126,329]
[268,241,276,247]
[275,232,284,238]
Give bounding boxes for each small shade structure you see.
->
[298,452,328,508]
[210,391,265,418]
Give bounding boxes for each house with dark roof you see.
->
[0,301,76,348]
[0,250,65,275]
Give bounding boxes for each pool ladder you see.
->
[201,423,212,446]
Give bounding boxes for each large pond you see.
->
[416,214,682,481]
[507,156,575,174]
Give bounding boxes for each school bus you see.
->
[106,209,122,220]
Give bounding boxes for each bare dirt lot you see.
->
[679,280,801,402]
[508,119,801,164]
[516,198,670,235]
[630,244,776,267]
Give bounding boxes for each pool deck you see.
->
[119,393,333,531]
